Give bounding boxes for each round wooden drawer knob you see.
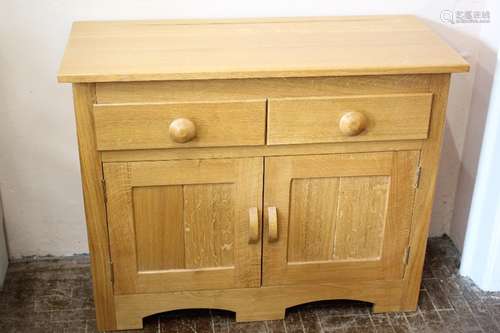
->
[169,118,196,143]
[339,111,368,136]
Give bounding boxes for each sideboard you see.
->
[58,15,469,331]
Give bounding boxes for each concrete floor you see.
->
[0,236,499,333]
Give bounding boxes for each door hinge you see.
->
[109,261,114,284]
[414,166,422,188]
[403,246,411,265]
[101,179,107,203]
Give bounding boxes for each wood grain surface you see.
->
[58,16,468,83]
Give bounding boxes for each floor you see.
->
[0,236,499,333]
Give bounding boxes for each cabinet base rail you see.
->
[111,280,415,330]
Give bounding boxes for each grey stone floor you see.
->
[0,236,499,332]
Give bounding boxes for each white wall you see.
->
[459,0,500,289]
[0,0,482,257]
[460,51,500,291]
[450,0,499,252]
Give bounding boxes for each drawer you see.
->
[267,93,433,145]
[93,100,266,150]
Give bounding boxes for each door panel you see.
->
[263,151,419,286]
[331,175,390,261]
[287,175,390,263]
[287,177,339,262]
[133,185,185,271]
[104,157,263,294]
[183,183,235,268]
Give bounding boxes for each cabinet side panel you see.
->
[72,83,117,330]
[401,74,451,309]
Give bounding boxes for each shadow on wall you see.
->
[421,17,498,250]
[422,18,479,238]
[451,37,498,252]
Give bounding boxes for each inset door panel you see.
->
[133,183,235,271]
[263,151,419,286]
[287,175,390,263]
[104,158,263,294]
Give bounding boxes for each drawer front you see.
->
[94,100,266,151]
[267,93,433,145]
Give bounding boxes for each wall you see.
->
[450,0,499,252]
[459,0,500,289]
[460,50,500,291]
[0,0,482,257]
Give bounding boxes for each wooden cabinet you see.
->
[58,16,468,331]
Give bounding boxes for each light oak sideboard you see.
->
[58,16,469,331]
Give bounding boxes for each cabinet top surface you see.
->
[58,15,469,83]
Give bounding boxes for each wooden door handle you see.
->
[169,118,196,143]
[268,207,278,242]
[339,111,367,136]
[248,207,259,243]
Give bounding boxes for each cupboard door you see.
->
[103,157,263,295]
[263,151,419,286]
